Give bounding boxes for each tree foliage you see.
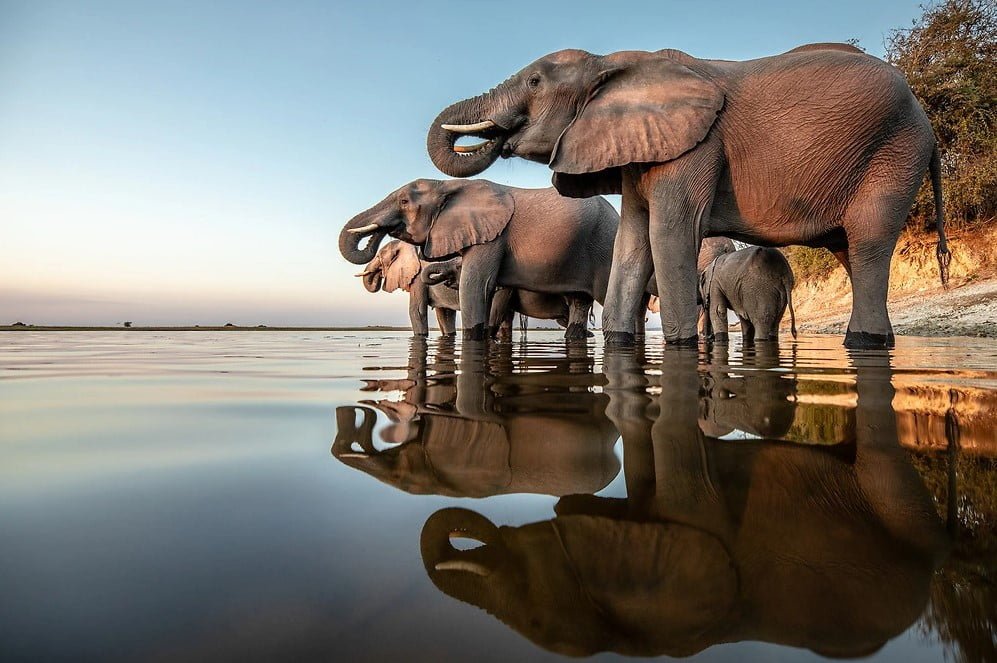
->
[887,0,997,228]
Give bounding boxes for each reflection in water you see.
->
[333,339,618,497]
[334,337,997,661]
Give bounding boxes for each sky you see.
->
[0,0,926,327]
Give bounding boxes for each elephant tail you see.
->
[930,146,951,289]
[787,283,797,339]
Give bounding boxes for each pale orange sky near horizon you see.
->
[0,0,922,326]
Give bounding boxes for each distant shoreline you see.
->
[0,325,568,332]
[0,325,411,332]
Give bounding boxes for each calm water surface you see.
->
[1,331,995,662]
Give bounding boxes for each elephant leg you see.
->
[565,294,593,340]
[602,175,653,345]
[737,315,755,345]
[845,237,899,349]
[488,288,514,341]
[457,243,503,340]
[648,179,712,346]
[636,292,649,340]
[435,307,457,337]
[832,249,852,277]
[709,286,730,344]
[408,281,430,337]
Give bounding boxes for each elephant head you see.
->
[427,49,723,197]
[355,240,422,293]
[421,507,736,658]
[339,179,515,263]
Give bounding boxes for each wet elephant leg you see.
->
[737,315,755,345]
[709,286,731,344]
[489,288,514,341]
[845,237,899,349]
[602,174,652,345]
[458,242,503,341]
[435,307,457,337]
[565,294,593,340]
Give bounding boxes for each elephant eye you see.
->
[399,199,408,206]
[527,74,541,90]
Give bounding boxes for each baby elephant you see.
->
[700,247,797,343]
[357,241,459,336]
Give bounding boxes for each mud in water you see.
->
[1,331,995,662]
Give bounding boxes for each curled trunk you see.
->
[427,96,506,178]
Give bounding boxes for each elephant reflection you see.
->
[422,350,949,658]
[333,340,620,497]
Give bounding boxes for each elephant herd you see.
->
[332,340,951,657]
[339,42,952,348]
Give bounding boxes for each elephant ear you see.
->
[423,180,514,260]
[383,243,422,293]
[550,55,724,197]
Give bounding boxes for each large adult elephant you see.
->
[427,43,951,348]
[421,350,949,657]
[340,180,619,340]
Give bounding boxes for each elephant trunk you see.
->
[360,264,384,293]
[331,406,378,458]
[421,257,461,288]
[339,198,397,265]
[427,91,514,178]
[421,508,504,578]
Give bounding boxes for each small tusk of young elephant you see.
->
[440,120,495,134]
[347,223,380,234]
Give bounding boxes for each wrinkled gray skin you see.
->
[422,349,948,657]
[358,241,460,336]
[340,180,620,340]
[700,246,797,344]
[428,43,951,349]
[333,340,620,497]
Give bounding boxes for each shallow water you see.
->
[1,331,995,662]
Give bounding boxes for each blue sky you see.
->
[0,0,924,326]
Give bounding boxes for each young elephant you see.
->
[356,241,459,337]
[340,180,618,340]
[700,247,797,343]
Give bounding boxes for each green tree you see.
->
[887,0,997,228]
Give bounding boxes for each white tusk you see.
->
[347,223,380,234]
[354,272,367,277]
[441,120,496,134]
[434,560,491,576]
[337,452,369,459]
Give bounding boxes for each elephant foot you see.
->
[463,324,488,341]
[844,330,895,349]
[439,331,456,338]
[564,323,589,341]
[666,335,699,347]
[413,332,429,337]
[604,331,635,346]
